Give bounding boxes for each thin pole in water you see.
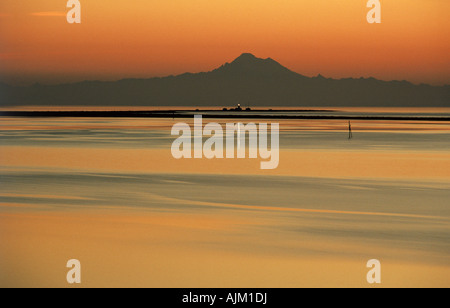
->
[348,121,353,139]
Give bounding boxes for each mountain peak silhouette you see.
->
[1,53,448,107]
[213,53,300,78]
[232,53,258,62]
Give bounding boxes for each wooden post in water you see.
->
[348,121,353,139]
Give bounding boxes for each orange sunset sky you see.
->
[0,0,449,85]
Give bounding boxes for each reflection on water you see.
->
[0,113,450,287]
[1,117,450,152]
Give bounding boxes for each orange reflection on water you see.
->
[1,209,449,288]
[1,146,450,180]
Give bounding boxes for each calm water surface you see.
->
[1,109,449,287]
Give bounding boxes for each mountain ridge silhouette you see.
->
[1,53,448,107]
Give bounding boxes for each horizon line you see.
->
[1,53,449,88]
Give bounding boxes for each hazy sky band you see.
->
[0,0,448,85]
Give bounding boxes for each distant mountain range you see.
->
[1,53,448,107]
